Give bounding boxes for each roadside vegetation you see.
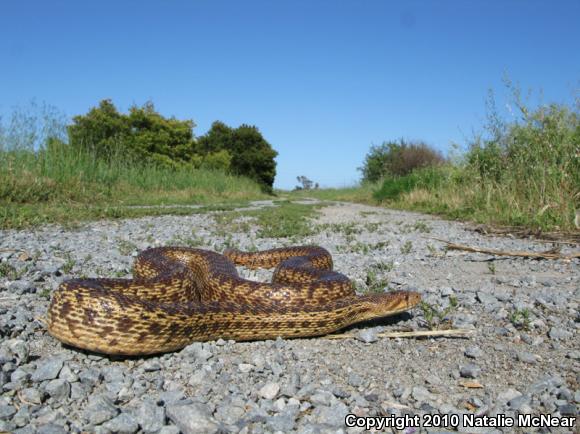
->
[0,101,272,229]
[292,83,579,232]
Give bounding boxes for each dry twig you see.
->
[426,237,580,260]
[326,328,475,340]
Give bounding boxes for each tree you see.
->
[197,121,277,191]
[68,100,197,168]
[68,99,129,160]
[295,176,315,190]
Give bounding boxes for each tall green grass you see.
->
[0,103,267,228]
[374,100,579,230]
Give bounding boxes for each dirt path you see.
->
[0,201,578,433]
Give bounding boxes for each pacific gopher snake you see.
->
[47,246,421,355]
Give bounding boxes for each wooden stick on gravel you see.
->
[426,237,580,260]
[325,328,475,340]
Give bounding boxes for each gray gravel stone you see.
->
[4,339,29,364]
[79,368,101,387]
[347,373,364,387]
[508,394,530,410]
[476,292,498,305]
[45,379,71,400]
[267,411,298,431]
[31,357,63,382]
[460,364,481,378]
[238,363,254,373]
[10,368,29,383]
[310,391,334,406]
[159,426,180,434]
[312,401,349,426]
[36,424,67,434]
[58,365,78,383]
[464,346,483,359]
[21,387,43,404]
[452,313,477,328]
[498,388,522,404]
[517,352,537,364]
[356,328,379,343]
[548,327,572,340]
[259,382,280,400]
[142,360,161,372]
[166,403,219,434]
[103,413,139,434]
[70,382,90,400]
[84,394,119,425]
[412,386,433,402]
[136,400,166,434]
[215,401,244,425]
[558,403,577,415]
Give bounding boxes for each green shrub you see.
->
[373,166,448,201]
[359,139,445,182]
[200,149,232,171]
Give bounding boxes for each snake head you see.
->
[358,290,422,320]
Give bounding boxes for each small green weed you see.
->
[61,252,76,274]
[117,239,138,256]
[363,222,381,232]
[337,241,389,254]
[316,222,362,236]
[170,233,206,248]
[359,211,378,217]
[420,296,458,330]
[0,262,18,279]
[400,241,413,254]
[426,243,439,256]
[373,261,394,272]
[358,263,395,294]
[413,221,431,233]
[509,308,531,330]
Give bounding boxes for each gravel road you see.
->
[0,201,578,433]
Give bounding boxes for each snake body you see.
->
[47,246,421,355]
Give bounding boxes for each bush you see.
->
[359,139,445,182]
[197,121,278,191]
[200,149,232,171]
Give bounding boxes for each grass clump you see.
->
[0,263,18,279]
[248,202,320,238]
[213,201,320,239]
[509,308,531,331]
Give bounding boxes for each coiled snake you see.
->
[47,246,421,355]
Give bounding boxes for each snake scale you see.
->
[47,246,421,355]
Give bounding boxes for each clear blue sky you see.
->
[1,1,578,189]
